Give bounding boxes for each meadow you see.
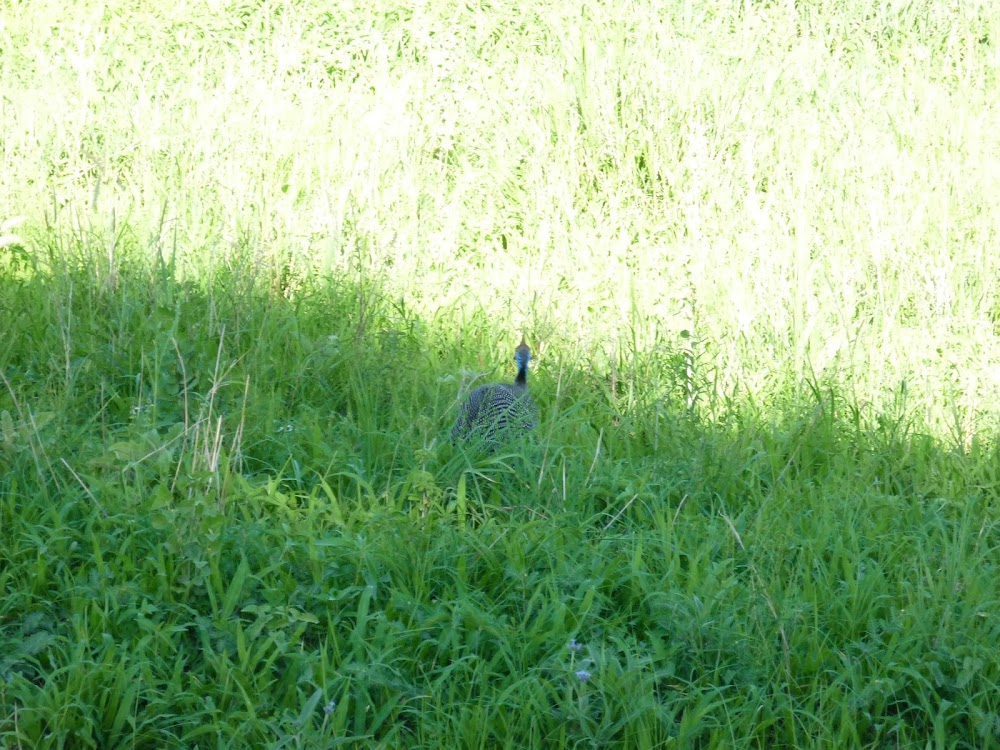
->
[2,0,1000,746]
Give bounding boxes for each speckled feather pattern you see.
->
[452,339,537,449]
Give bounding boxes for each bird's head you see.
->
[514,335,531,371]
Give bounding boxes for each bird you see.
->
[451,335,538,450]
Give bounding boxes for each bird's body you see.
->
[452,337,537,449]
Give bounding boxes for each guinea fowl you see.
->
[451,336,537,450]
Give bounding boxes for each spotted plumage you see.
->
[452,336,537,450]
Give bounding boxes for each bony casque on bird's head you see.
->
[452,335,538,451]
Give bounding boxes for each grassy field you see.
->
[3,0,1000,747]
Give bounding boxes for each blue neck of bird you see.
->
[514,355,528,387]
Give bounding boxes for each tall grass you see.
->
[2,0,1000,747]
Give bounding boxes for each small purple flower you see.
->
[324,699,337,715]
[575,669,592,683]
[568,638,583,653]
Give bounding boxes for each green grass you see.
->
[3,0,1000,747]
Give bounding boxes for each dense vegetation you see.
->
[2,0,999,746]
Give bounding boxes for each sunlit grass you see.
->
[2,0,1000,747]
[5,0,1000,430]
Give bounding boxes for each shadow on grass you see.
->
[1,245,998,749]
